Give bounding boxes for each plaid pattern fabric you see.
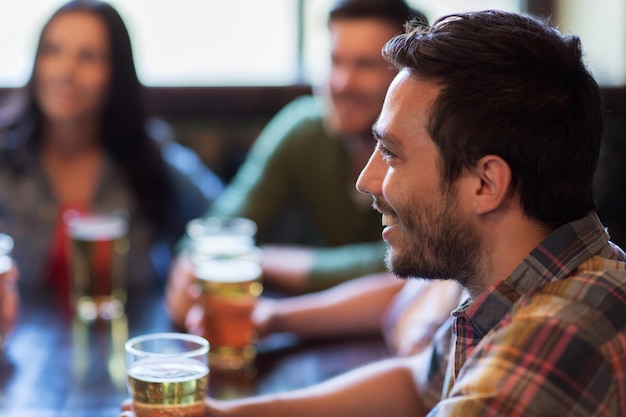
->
[420,213,626,416]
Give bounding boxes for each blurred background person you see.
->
[0,0,223,307]
[167,0,426,327]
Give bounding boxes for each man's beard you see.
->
[383,186,485,291]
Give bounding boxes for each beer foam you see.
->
[128,357,208,383]
[193,235,255,257]
[67,215,128,240]
[194,259,261,283]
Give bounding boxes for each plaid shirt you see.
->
[414,213,626,416]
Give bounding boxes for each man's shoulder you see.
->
[278,95,325,116]
[256,95,335,153]
[545,254,626,311]
[506,265,626,348]
[462,277,625,416]
[270,95,327,133]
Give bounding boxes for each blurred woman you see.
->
[0,0,223,305]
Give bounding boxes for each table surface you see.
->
[0,290,390,417]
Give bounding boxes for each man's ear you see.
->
[471,155,512,215]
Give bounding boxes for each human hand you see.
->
[0,260,19,344]
[250,297,278,338]
[119,398,134,417]
[184,301,205,337]
[165,253,201,328]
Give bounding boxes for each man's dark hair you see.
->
[329,0,427,32]
[383,10,603,227]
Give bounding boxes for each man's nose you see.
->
[330,65,358,93]
[356,149,385,196]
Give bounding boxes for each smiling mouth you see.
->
[382,214,397,227]
[373,200,397,227]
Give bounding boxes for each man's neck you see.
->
[470,211,554,299]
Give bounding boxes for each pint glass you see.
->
[125,332,209,417]
[194,258,263,371]
[65,209,129,321]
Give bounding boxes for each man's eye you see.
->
[377,143,395,161]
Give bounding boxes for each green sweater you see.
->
[209,96,386,291]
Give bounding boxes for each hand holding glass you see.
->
[186,217,262,371]
[194,258,263,371]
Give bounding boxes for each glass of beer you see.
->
[193,257,263,371]
[64,209,129,322]
[125,332,209,417]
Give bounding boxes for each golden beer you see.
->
[66,212,128,321]
[125,333,210,417]
[195,259,263,371]
[127,357,209,417]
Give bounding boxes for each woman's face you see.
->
[34,11,112,125]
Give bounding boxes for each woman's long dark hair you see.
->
[1,0,176,235]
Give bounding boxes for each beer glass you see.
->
[0,233,15,347]
[125,333,209,417]
[194,257,263,371]
[186,216,262,370]
[186,216,257,260]
[64,209,129,322]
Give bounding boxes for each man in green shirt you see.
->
[166,0,425,327]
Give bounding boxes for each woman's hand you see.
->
[0,260,19,344]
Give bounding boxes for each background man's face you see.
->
[324,18,399,136]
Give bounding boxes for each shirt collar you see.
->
[452,212,611,337]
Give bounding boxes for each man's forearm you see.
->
[268,272,402,339]
[206,356,429,417]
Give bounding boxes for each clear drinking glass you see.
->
[194,258,263,371]
[186,217,263,371]
[125,332,210,417]
[64,209,129,322]
[186,216,257,260]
